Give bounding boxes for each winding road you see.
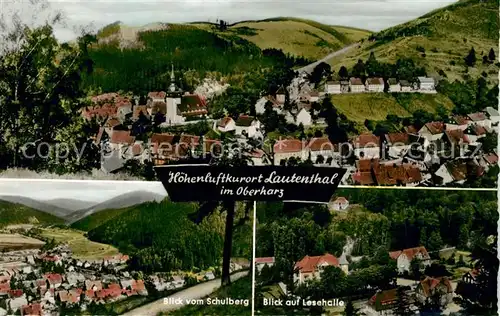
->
[122,271,248,316]
[297,42,359,74]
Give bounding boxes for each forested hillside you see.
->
[0,201,64,228]
[85,200,252,273]
[85,24,308,95]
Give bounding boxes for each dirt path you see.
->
[122,271,248,316]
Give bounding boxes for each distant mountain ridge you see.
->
[65,191,166,224]
[0,195,74,219]
[0,191,166,224]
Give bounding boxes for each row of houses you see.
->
[325,76,436,94]
[256,246,431,288]
[83,83,208,128]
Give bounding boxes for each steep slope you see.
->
[0,200,65,228]
[0,195,73,219]
[70,206,133,231]
[86,200,224,272]
[65,191,166,223]
[193,18,371,60]
[328,0,499,82]
[87,23,289,94]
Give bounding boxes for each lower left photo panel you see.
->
[0,180,252,316]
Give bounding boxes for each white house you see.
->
[365,77,385,92]
[7,295,28,313]
[216,117,236,133]
[295,108,313,127]
[417,77,436,91]
[307,137,338,164]
[389,246,431,274]
[388,78,401,92]
[485,106,500,125]
[329,197,349,211]
[349,78,365,93]
[294,253,342,286]
[275,86,286,104]
[273,138,308,165]
[400,80,413,92]
[255,257,275,272]
[467,112,491,128]
[171,275,185,289]
[325,81,341,94]
[353,133,380,159]
[235,115,261,138]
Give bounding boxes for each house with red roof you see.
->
[367,288,398,314]
[349,78,365,93]
[418,122,445,144]
[273,138,308,165]
[0,283,10,296]
[21,303,42,316]
[385,133,411,158]
[389,246,431,274]
[365,77,385,92]
[447,115,470,131]
[353,133,380,159]
[415,276,453,306]
[293,253,345,285]
[464,124,489,144]
[255,257,275,272]
[147,91,167,103]
[215,117,236,133]
[43,274,63,289]
[467,112,491,128]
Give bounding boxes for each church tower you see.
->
[166,62,183,124]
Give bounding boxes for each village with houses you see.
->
[253,189,497,316]
[82,64,498,188]
[0,225,248,316]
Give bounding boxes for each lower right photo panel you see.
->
[254,188,498,316]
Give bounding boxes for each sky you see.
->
[2,0,458,42]
[0,179,167,203]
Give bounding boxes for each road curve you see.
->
[121,271,249,316]
[297,42,359,74]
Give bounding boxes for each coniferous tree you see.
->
[464,47,477,67]
[488,48,496,62]
[338,66,349,79]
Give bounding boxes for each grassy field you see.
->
[331,92,455,123]
[40,227,119,260]
[328,0,499,83]
[193,18,371,60]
